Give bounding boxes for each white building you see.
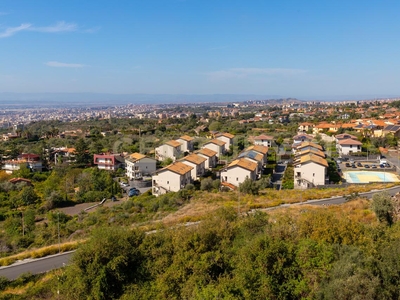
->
[337,139,362,155]
[246,145,269,164]
[253,134,274,147]
[180,153,207,180]
[215,132,235,152]
[125,153,157,180]
[2,153,43,174]
[220,158,258,187]
[152,162,193,196]
[203,139,226,157]
[155,140,182,161]
[294,154,328,189]
[176,135,194,153]
[196,148,218,169]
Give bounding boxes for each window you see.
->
[236,177,239,181]
[313,173,315,177]
[167,181,169,184]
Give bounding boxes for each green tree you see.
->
[74,138,91,165]
[239,177,260,195]
[371,192,394,225]
[19,186,39,206]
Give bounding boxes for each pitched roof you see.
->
[238,150,263,162]
[296,141,323,151]
[196,148,218,157]
[246,145,269,155]
[129,153,146,161]
[335,133,358,140]
[253,134,274,140]
[217,132,235,139]
[227,158,257,172]
[383,124,400,132]
[165,161,193,175]
[294,154,328,168]
[181,153,207,165]
[338,138,362,146]
[165,140,182,148]
[178,135,194,142]
[204,139,226,147]
[295,148,325,158]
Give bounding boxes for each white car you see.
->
[120,182,129,187]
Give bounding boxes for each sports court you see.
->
[343,171,400,183]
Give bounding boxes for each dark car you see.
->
[380,164,385,168]
[351,164,357,168]
[345,163,351,167]
[357,162,362,167]
[386,163,391,168]
[128,189,140,197]
[364,164,370,168]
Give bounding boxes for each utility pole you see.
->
[58,211,60,253]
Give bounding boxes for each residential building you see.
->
[292,133,314,148]
[382,124,400,138]
[294,154,328,189]
[220,158,258,187]
[216,132,235,152]
[125,153,157,180]
[293,141,323,154]
[180,153,207,180]
[152,161,193,196]
[203,139,226,157]
[237,150,264,175]
[245,145,269,164]
[298,122,315,133]
[2,153,43,174]
[155,140,182,161]
[196,148,218,169]
[176,135,195,152]
[93,153,125,171]
[337,139,362,155]
[253,134,274,147]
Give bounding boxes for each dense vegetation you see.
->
[1,193,400,299]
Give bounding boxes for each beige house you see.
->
[294,154,328,189]
[125,153,157,180]
[152,162,193,196]
[180,153,207,180]
[3,153,43,174]
[216,132,235,152]
[176,135,194,152]
[337,139,362,155]
[238,150,264,175]
[293,141,323,154]
[196,148,218,169]
[220,158,258,187]
[246,145,269,164]
[155,140,182,161]
[203,139,226,157]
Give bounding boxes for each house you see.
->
[253,134,274,147]
[152,161,193,196]
[292,133,314,148]
[125,153,157,180]
[93,153,125,171]
[245,145,269,164]
[215,133,235,152]
[298,122,315,133]
[180,153,207,180]
[155,140,182,161]
[203,139,226,157]
[196,148,218,169]
[294,154,328,189]
[294,141,323,154]
[294,148,326,162]
[337,139,362,155]
[51,147,76,164]
[9,178,32,186]
[220,158,258,187]
[2,133,19,141]
[2,153,43,174]
[176,135,194,153]
[335,133,358,142]
[382,124,400,138]
[237,150,264,175]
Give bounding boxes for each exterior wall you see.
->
[203,144,223,157]
[338,144,361,155]
[254,139,272,147]
[176,139,193,152]
[243,157,262,174]
[155,144,181,161]
[220,167,256,187]
[3,162,23,174]
[181,160,205,180]
[197,153,217,169]
[216,136,232,151]
[294,162,326,189]
[152,171,192,196]
[126,157,156,179]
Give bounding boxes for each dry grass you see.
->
[0,240,82,267]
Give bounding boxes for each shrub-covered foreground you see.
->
[3,197,400,300]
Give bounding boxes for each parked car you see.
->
[371,164,377,168]
[386,163,391,168]
[351,164,357,168]
[128,189,140,197]
[364,164,370,168]
[357,162,362,167]
[120,182,129,187]
[345,163,351,167]
[380,164,385,168]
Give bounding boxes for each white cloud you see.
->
[0,23,31,38]
[29,21,77,33]
[45,61,85,68]
[0,21,79,38]
[207,67,307,81]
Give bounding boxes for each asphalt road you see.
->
[0,251,73,280]
[2,185,400,280]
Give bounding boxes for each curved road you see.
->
[1,185,400,280]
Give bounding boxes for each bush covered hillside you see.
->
[2,194,400,299]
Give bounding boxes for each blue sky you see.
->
[1,0,400,99]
